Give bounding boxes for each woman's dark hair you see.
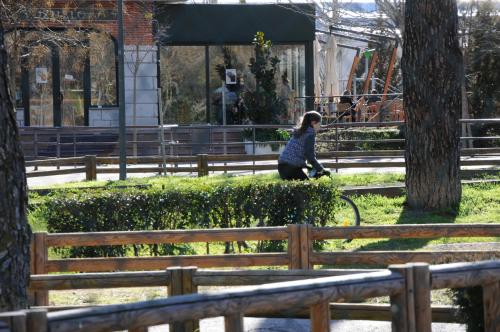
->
[295,111,322,137]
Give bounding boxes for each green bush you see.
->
[38,176,340,257]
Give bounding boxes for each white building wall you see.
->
[15,109,24,127]
[89,45,159,127]
[124,45,159,126]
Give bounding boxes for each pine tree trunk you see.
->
[403,0,463,210]
[0,22,31,311]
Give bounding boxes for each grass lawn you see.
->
[28,173,499,307]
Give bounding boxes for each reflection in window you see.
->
[210,44,305,124]
[90,32,117,107]
[28,43,54,127]
[274,45,306,124]
[160,46,206,124]
[159,44,306,125]
[5,31,24,108]
[209,45,255,124]
[60,45,86,126]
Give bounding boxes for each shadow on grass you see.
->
[355,204,458,251]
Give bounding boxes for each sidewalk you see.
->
[150,317,465,331]
[26,155,499,188]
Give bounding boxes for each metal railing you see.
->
[19,119,500,160]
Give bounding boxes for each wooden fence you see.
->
[25,147,500,179]
[1,260,499,332]
[29,224,500,307]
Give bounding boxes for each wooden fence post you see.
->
[84,155,97,181]
[28,236,36,305]
[310,301,331,332]
[182,267,199,332]
[411,263,431,332]
[0,311,27,332]
[197,154,208,177]
[26,309,47,332]
[167,267,198,332]
[299,224,312,270]
[388,264,416,332]
[33,232,48,306]
[288,224,312,270]
[287,224,301,270]
[168,267,184,332]
[483,280,500,332]
[224,313,244,332]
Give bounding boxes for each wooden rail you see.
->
[25,148,500,179]
[27,268,459,324]
[3,260,499,332]
[29,224,500,308]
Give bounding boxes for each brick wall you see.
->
[94,2,154,45]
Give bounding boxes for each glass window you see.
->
[209,45,255,124]
[27,43,54,127]
[159,46,206,124]
[60,45,86,126]
[4,31,24,108]
[210,44,305,125]
[159,43,307,125]
[274,44,306,124]
[89,32,117,107]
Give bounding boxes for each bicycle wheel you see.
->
[332,195,360,227]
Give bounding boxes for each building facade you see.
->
[6,1,158,127]
[5,2,315,127]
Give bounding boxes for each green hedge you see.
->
[317,127,405,151]
[36,176,340,257]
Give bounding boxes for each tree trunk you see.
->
[0,22,31,311]
[403,0,463,210]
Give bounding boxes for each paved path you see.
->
[149,318,465,331]
[26,156,499,187]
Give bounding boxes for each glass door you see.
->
[60,46,86,126]
[28,44,54,127]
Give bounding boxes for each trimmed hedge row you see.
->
[34,176,340,257]
[317,127,405,151]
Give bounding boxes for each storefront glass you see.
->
[4,31,23,109]
[274,45,306,124]
[60,45,86,126]
[160,43,305,125]
[27,43,54,127]
[159,46,206,125]
[4,30,119,126]
[89,32,117,107]
[209,45,255,125]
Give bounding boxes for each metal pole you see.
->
[222,81,227,156]
[118,0,127,180]
[335,122,339,173]
[158,88,167,175]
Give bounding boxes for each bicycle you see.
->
[222,167,361,253]
[308,168,361,227]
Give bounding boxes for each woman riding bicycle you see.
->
[278,111,331,180]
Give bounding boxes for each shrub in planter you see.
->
[38,176,340,258]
